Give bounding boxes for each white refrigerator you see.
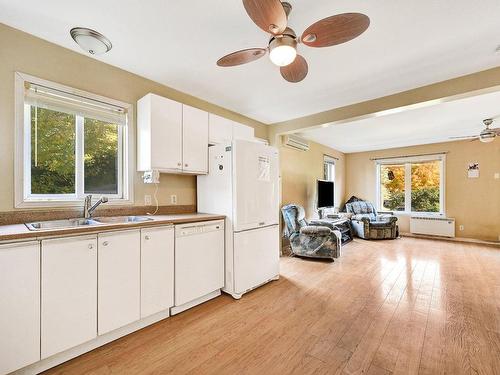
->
[197,139,280,299]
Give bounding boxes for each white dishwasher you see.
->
[171,220,224,315]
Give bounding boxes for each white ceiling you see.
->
[299,90,500,153]
[0,0,499,124]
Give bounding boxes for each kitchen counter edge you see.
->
[0,213,225,243]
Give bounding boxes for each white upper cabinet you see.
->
[137,93,183,173]
[98,230,141,335]
[183,105,209,174]
[209,113,255,144]
[140,226,174,318]
[137,93,208,174]
[209,114,233,145]
[233,122,255,141]
[41,236,97,359]
[0,241,40,374]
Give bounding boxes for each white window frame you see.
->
[323,155,336,183]
[375,154,446,216]
[14,72,135,208]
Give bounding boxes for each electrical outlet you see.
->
[459,225,464,231]
[144,195,152,206]
[170,195,177,205]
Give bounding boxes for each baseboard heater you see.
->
[410,216,455,237]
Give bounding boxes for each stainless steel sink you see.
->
[25,218,102,231]
[93,216,154,224]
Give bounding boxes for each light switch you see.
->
[494,173,500,180]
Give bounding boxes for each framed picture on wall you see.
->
[467,163,479,178]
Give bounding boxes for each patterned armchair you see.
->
[345,200,399,240]
[281,204,342,260]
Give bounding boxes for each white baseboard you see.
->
[171,290,221,315]
[401,232,500,247]
[12,309,171,375]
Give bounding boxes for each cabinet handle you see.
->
[177,162,182,167]
[102,241,109,246]
[88,244,94,250]
[145,235,151,241]
[185,163,188,167]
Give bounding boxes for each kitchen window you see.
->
[15,73,134,207]
[375,154,445,215]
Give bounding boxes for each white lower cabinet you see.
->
[0,241,40,374]
[41,236,97,359]
[140,226,174,318]
[2,220,221,373]
[98,230,141,335]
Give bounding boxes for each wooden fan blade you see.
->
[242,0,287,35]
[301,13,370,48]
[280,55,308,83]
[217,48,267,67]
[449,135,478,139]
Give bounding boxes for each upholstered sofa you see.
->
[345,200,399,240]
[281,204,342,260]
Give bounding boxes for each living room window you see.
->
[375,154,445,215]
[15,73,134,207]
[323,155,335,182]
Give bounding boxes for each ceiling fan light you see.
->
[479,134,495,143]
[70,27,112,55]
[269,37,297,67]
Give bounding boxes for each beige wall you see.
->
[280,140,345,220]
[0,23,268,211]
[345,140,500,241]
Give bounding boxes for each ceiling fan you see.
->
[449,118,500,143]
[216,0,370,83]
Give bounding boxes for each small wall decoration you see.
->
[467,162,479,178]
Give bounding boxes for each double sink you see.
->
[25,216,153,231]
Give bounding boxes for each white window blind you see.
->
[24,82,127,125]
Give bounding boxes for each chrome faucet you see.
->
[83,195,108,219]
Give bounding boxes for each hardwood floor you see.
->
[44,238,500,375]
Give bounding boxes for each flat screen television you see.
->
[317,180,334,208]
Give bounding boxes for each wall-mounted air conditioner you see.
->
[282,135,309,151]
[410,216,455,237]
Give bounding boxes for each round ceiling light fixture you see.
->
[269,35,297,67]
[70,27,112,55]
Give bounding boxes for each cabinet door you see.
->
[209,114,233,145]
[0,241,40,374]
[183,104,208,174]
[150,94,183,171]
[232,122,254,141]
[98,230,140,335]
[41,236,97,359]
[141,226,174,318]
